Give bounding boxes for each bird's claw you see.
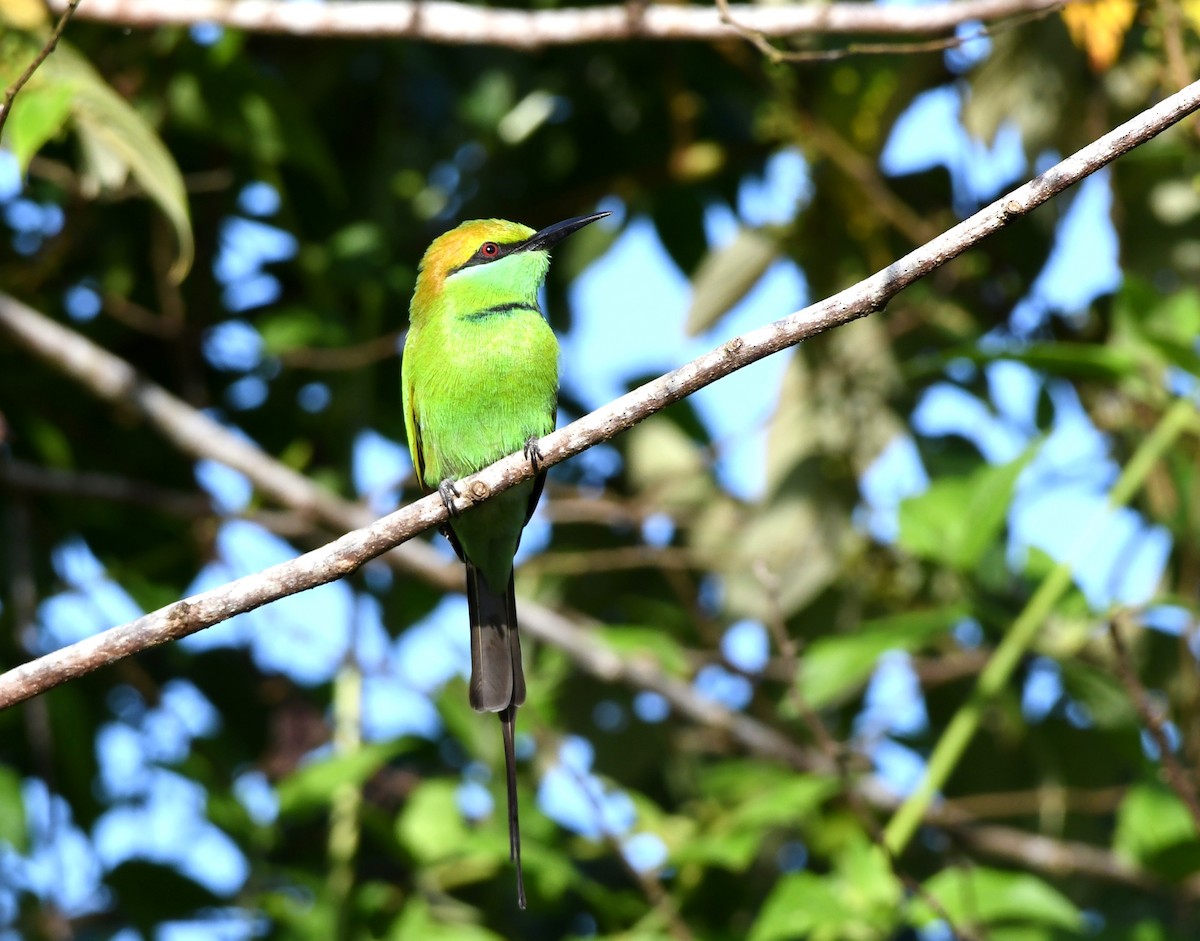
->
[523,435,544,471]
[438,478,462,517]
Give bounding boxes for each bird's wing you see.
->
[402,381,430,495]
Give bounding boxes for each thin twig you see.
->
[277,331,404,371]
[0,459,213,517]
[1107,615,1200,831]
[49,0,1066,46]
[716,0,1063,63]
[0,0,82,138]
[522,545,696,575]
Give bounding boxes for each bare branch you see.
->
[0,0,81,138]
[277,330,404,371]
[0,305,819,778]
[716,0,1063,63]
[0,459,212,517]
[1108,615,1200,831]
[1,77,1198,710]
[50,0,1062,46]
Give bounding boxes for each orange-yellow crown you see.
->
[413,218,535,297]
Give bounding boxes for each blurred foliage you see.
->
[1,3,1199,940]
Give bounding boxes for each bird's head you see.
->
[411,212,610,321]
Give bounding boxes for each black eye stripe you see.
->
[449,237,525,274]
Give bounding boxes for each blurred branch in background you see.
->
[0,459,214,518]
[50,0,1064,45]
[1107,613,1200,831]
[715,0,1064,63]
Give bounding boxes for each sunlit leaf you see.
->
[1061,0,1137,71]
[276,740,413,817]
[750,838,899,941]
[796,606,967,709]
[43,44,194,282]
[913,867,1083,931]
[391,899,507,940]
[0,766,26,851]
[1115,784,1200,877]
[2,81,72,170]
[750,872,848,941]
[0,0,48,28]
[898,448,1035,571]
[600,624,690,676]
[397,778,474,864]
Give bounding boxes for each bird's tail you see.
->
[466,562,526,713]
[466,562,528,908]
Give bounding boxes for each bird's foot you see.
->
[523,435,544,472]
[438,478,462,517]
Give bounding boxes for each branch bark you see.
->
[1,77,1199,710]
[50,0,1062,46]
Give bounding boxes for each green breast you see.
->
[411,306,559,486]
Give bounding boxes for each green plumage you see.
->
[401,212,609,909]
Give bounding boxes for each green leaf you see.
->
[912,344,1139,382]
[390,898,507,940]
[796,606,967,709]
[678,765,837,870]
[673,827,765,870]
[1058,659,1137,728]
[46,44,194,282]
[3,81,72,171]
[898,448,1035,571]
[750,872,848,941]
[750,839,900,941]
[0,765,26,851]
[686,226,780,335]
[396,779,473,865]
[276,740,412,818]
[912,867,1083,931]
[258,306,331,356]
[1114,784,1200,875]
[600,625,690,677]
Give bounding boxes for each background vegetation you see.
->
[1,0,1199,938]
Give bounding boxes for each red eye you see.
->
[481,242,499,257]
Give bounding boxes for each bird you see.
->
[401,210,610,908]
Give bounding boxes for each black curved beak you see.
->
[519,211,612,254]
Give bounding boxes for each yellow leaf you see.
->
[0,0,49,29]
[1061,0,1138,71]
[1182,0,1200,34]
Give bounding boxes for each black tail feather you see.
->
[466,562,527,906]
[501,704,526,909]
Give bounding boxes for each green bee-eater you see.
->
[402,211,609,907]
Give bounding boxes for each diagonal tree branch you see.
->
[51,0,1063,46]
[1,78,1199,712]
[0,298,818,774]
